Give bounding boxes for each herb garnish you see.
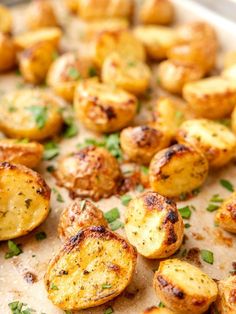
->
[43,141,60,160]
[52,187,64,203]
[8,301,35,314]
[67,67,81,80]
[104,208,120,223]
[88,66,97,77]
[121,194,132,206]
[5,240,22,259]
[104,307,113,314]
[27,105,48,129]
[63,117,78,138]
[35,231,47,241]
[102,283,112,289]
[220,179,234,192]
[201,249,214,264]
[178,206,194,219]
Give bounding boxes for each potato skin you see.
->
[215,192,236,233]
[0,4,12,34]
[149,144,209,198]
[139,0,174,25]
[74,79,137,133]
[215,276,236,313]
[224,51,236,69]
[0,34,16,73]
[0,162,50,241]
[153,259,218,314]
[0,139,43,168]
[56,146,121,201]
[177,119,236,168]
[45,226,137,310]
[143,307,175,314]
[0,89,63,140]
[125,191,184,259]
[58,199,108,241]
[120,125,169,165]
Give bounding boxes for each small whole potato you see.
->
[58,199,108,241]
[215,192,236,233]
[177,119,236,168]
[183,77,236,119]
[74,79,137,133]
[125,191,184,259]
[56,146,121,200]
[26,0,59,30]
[0,89,63,140]
[149,144,209,198]
[102,53,151,95]
[139,0,174,25]
[0,34,16,73]
[215,275,236,313]
[158,60,204,94]
[224,51,236,69]
[0,139,43,168]
[142,307,175,314]
[120,125,169,165]
[0,4,12,34]
[153,259,218,314]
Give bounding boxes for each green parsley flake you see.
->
[110,220,124,231]
[201,249,214,264]
[104,307,113,314]
[67,67,81,80]
[206,204,219,212]
[50,283,59,290]
[121,194,132,206]
[27,105,48,129]
[102,283,112,289]
[104,207,120,223]
[52,187,64,203]
[178,206,193,219]
[8,301,35,314]
[63,118,78,138]
[5,240,22,259]
[140,165,149,175]
[184,223,191,228]
[210,194,224,203]
[220,179,234,192]
[35,231,47,241]
[43,141,60,160]
[88,67,97,77]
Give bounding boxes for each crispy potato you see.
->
[153,259,218,314]
[14,27,62,51]
[0,139,43,168]
[224,51,236,69]
[215,275,236,313]
[19,42,56,85]
[139,0,174,25]
[26,0,58,30]
[183,77,236,119]
[134,25,178,60]
[142,307,176,314]
[78,0,133,20]
[177,119,236,168]
[0,89,63,140]
[125,191,184,259]
[120,125,169,165]
[45,226,137,310]
[56,146,121,201]
[91,30,146,67]
[58,199,108,241]
[0,34,16,73]
[0,162,50,241]
[222,64,236,81]
[158,60,204,94]
[102,52,151,95]
[0,4,12,34]
[149,144,209,198]
[215,192,236,233]
[74,79,137,133]
[64,0,79,13]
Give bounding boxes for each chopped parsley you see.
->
[121,194,132,206]
[158,302,165,308]
[210,194,224,203]
[43,141,60,160]
[109,220,124,231]
[206,204,219,212]
[88,66,97,77]
[140,165,149,175]
[35,231,47,241]
[8,301,35,314]
[64,311,72,314]
[102,283,112,289]
[52,187,64,203]
[63,117,78,138]
[67,67,81,80]
[5,240,22,259]
[46,165,55,173]
[27,105,48,129]
[50,283,59,290]
[184,223,191,228]
[104,307,113,314]
[104,207,120,223]
[178,206,193,219]
[201,249,214,264]
[206,194,224,212]
[220,179,234,192]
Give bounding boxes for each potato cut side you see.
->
[216,275,236,313]
[215,192,236,233]
[142,307,176,314]
[0,162,50,241]
[45,226,137,310]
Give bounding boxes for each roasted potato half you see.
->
[0,139,43,168]
[0,34,16,73]
[0,4,12,34]
[91,30,146,67]
[158,60,204,95]
[142,307,176,314]
[58,199,108,241]
[0,89,63,140]
[102,52,151,95]
[215,275,236,313]
[56,146,121,201]
[74,79,137,133]
[125,191,184,259]
[153,259,218,314]
[0,162,50,241]
[134,26,178,60]
[177,119,236,168]
[149,144,209,198]
[183,77,236,119]
[139,0,175,25]
[120,125,169,165]
[215,192,236,233]
[222,64,236,81]
[45,226,137,310]
[224,51,236,69]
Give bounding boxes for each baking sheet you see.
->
[1,1,236,313]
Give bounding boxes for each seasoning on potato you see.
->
[215,275,236,313]
[0,4,13,34]
[139,0,175,25]
[215,192,236,233]
[0,34,16,73]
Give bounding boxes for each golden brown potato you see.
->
[91,30,146,67]
[177,119,236,168]
[64,0,79,13]
[0,89,63,140]
[74,79,137,133]
[153,259,218,314]
[139,0,174,25]
[78,0,133,20]
[0,139,43,168]
[125,191,184,259]
[56,146,121,201]
[231,106,236,135]
[215,275,236,313]
[183,77,236,119]
[0,34,16,73]
[120,125,169,165]
[26,0,58,30]
[14,27,62,51]
[158,60,204,94]
[19,42,56,85]
[215,192,236,233]
[222,64,236,81]
[58,199,108,241]
[45,226,137,310]
[0,162,50,241]
[224,51,236,69]
[142,306,176,314]
[0,4,12,34]
[102,52,151,95]
[149,144,209,198]
[134,25,178,60]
